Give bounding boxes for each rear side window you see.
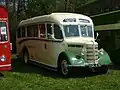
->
[32,25,38,37]
[17,28,21,38]
[21,27,26,37]
[27,26,33,37]
[0,22,8,41]
[39,24,46,38]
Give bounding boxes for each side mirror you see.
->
[95,32,99,40]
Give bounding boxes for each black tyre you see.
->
[58,58,70,76]
[100,65,108,74]
[93,65,108,74]
[23,50,29,64]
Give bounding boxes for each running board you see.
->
[29,59,58,72]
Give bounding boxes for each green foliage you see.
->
[0,0,96,53]
[26,0,56,18]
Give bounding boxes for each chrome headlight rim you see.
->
[81,48,85,56]
[98,48,104,55]
[0,55,6,62]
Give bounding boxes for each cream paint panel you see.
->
[17,39,43,63]
[44,41,66,67]
[16,38,24,55]
[68,47,83,55]
[25,40,39,61]
[17,38,54,65]
[38,40,48,64]
[26,40,45,63]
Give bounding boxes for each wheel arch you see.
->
[21,45,28,54]
[57,51,70,67]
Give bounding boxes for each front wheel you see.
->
[58,59,70,76]
[92,65,108,74]
[100,65,108,74]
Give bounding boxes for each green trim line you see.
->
[95,23,120,31]
[91,10,120,18]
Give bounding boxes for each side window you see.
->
[54,24,63,39]
[39,24,46,38]
[33,25,38,37]
[47,24,53,39]
[27,26,32,37]
[17,28,21,38]
[21,27,26,37]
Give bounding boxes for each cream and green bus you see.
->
[16,13,111,76]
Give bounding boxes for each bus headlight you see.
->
[99,48,104,55]
[81,49,85,56]
[100,51,104,55]
[0,55,6,62]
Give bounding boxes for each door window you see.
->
[47,24,53,39]
[54,24,63,39]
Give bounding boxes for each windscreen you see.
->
[63,25,80,37]
[63,25,93,38]
[0,22,8,41]
[81,25,93,37]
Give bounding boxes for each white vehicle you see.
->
[16,13,111,76]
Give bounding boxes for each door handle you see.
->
[44,43,47,49]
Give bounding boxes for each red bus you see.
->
[0,5,12,71]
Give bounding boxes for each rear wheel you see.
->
[23,50,29,64]
[58,58,70,76]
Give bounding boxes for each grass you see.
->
[0,55,120,90]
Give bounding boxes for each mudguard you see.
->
[98,49,112,65]
[63,51,86,66]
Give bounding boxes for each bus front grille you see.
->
[86,44,98,63]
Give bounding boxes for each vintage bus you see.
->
[16,13,111,76]
[0,5,12,71]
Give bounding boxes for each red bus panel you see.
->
[0,5,11,71]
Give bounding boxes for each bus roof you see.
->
[18,13,92,27]
[0,5,8,19]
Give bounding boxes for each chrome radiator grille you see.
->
[86,44,98,63]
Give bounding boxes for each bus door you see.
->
[0,22,11,71]
[44,24,63,67]
[43,23,54,66]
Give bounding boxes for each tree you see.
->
[0,0,96,53]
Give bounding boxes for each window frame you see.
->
[26,25,33,37]
[32,24,39,37]
[63,25,80,37]
[17,27,21,38]
[39,23,46,39]
[0,21,9,41]
[53,23,63,40]
[21,26,26,38]
[46,23,54,40]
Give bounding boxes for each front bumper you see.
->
[68,63,102,68]
[0,64,12,71]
